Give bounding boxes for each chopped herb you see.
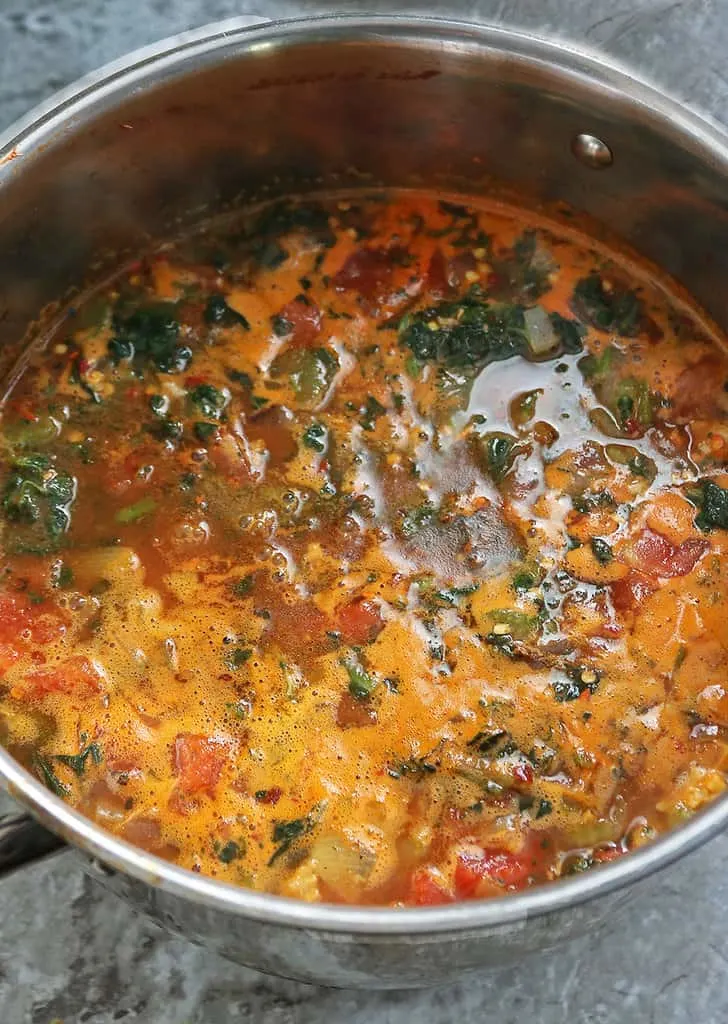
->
[224,647,252,671]
[2,453,76,548]
[225,699,251,720]
[572,273,644,337]
[485,632,518,658]
[578,344,622,381]
[673,644,687,676]
[400,296,530,371]
[486,609,537,640]
[473,432,520,484]
[109,302,191,374]
[268,806,321,865]
[342,655,377,700]
[271,314,293,337]
[189,384,228,420]
[628,453,654,479]
[562,852,594,875]
[33,752,69,798]
[154,418,184,442]
[511,389,542,427]
[230,574,254,597]
[55,742,103,777]
[513,571,536,592]
[50,561,74,589]
[467,729,509,754]
[115,496,157,524]
[572,490,615,514]
[405,354,421,378]
[552,678,583,702]
[302,422,328,453]
[417,579,478,610]
[535,798,553,819]
[204,293,250,329]
[387,755,437,779]
[613,377,655,431]
[553,664,601,702]
[550,312,585,354]
[194,421,217,443]
[687,479,728,531]
[149,394,167,417]
[590,538,614,564]
[400,502,438,539]
[360,395,386,431]
[215,839,245,863]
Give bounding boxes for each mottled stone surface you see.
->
[1,0,727,1020]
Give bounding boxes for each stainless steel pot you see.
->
[1,13,728,990]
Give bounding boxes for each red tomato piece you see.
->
[410,866,455,906]
[512,762,534,785]
[631,528,709,578]
[173,734,227,796]
[277,298,322,348]
[610,570,658,613]
[267,596,332,661]
[672,357,728,420]
[336,692,378,729]
[0,593,31,644]
[29,615,67,645]
[454,846,532,897]
[426,249,451,298]
[20,655,103,698]
[336,598,384,646]
[0,643,20,674]
[592,844,626,864]
[333,246,408,301]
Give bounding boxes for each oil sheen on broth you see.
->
[1,192,727,907]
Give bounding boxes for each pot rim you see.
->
[1,12,728,936]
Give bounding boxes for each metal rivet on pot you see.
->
[571,133,613,169]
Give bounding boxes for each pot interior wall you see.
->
[1,23,727,374]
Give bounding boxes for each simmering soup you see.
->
[1,192,727,905]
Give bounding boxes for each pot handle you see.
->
[0,811,66,877]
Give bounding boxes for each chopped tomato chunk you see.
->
[277,297,322,348]
[592,844,626,864]
[29,615,67,645]
[173,734,227,796]
[426,248,451,298]
[0,593,32,644]
[610,570,658,613]
[333,245,413,303]
[630,528,709,578]
[454,846,533,897]
[410,866,454,905]
[0,643,20,674]
[18,655,103,698]
[336,598,384,646]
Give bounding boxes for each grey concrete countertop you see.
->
[1,1,727,1021]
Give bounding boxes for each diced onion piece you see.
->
[524,306,558,356]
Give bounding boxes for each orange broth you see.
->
[0,190,727,906]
